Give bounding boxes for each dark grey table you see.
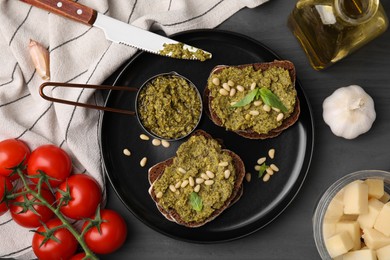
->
[102,1,390,259]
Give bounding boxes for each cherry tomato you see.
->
[0,139,30,180]
[0,176,12,216]
[56,174,102,220]
[10,185,55,228]
[32,218,78,260]
[82,209,127,254]
[27,145,72,188]
[69,252,86,260]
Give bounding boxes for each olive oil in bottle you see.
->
[288,0,388,70]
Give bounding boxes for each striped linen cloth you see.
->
[0,0,269,258]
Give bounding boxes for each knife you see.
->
[20,0,212,61]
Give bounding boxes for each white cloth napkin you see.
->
[0,0,269,258]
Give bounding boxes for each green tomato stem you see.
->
[16,169,98,260]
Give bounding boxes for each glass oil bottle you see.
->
[288,0,388,70]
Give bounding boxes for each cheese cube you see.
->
[374,202,390,236]
[335,221,361,250]
[379,192,390,203]
[343,181,368,215]
[377,244,390,260]
[365,179,385,199]
[325,196,344,222]
[325,231,354,258]
[323,222,337,239]
[357,198,384,229]
[362,228,390,250]
[342,248,377,260]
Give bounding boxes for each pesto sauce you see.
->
[138,75,202,140]
[152,135,236,223]
[208,66,297,134]
[159,43,211,61]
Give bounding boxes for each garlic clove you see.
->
[323,85,376,139]
[28,39,50,80]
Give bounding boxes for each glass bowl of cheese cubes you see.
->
[313,170,390,260]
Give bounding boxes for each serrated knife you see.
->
[20,0,212,61]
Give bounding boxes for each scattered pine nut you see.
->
[230,88,236,97]
[152,139,161,146]
[178,167,187,174]
[236,85,244,92]
[161,140,170,148]
[181,180,189,188]
[205,180,214,186]
[230,101,237,106]
[196,178,204,184]
[228,80,235,87]
[263,104,271,112]
[266,167,274,176]
[222,83,230,91]
[224,169,231,179]
[189,177,195,187]
[140,157,147,167]
[250,82,257,90]
[268,148,275,159]
[156,191,163,199]
[175,181,182,189]
[201,173,209,180]
[212,77,220,86]
[245,173,252,182]
[206,171,215,179]
[254,100,262,106]
[272,107,281,112]
[263,173,271,182]
[140,134,149,140]
[257,157,266,165]
[194,184,201,193]
[249,110,259,116]
[218,161,228,167]
[219,88,229,96]
[276,113,284,122]
[123,148,131,156]
[254,165,261,171]
[270,164,279,172]
[169,185,176,192]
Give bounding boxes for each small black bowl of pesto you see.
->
[136,72,203,141]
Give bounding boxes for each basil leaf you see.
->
[189,192,203,212]
[231,88,259,107]
[258,163,268,178]
[259,87,288,113]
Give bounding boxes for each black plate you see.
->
[100,29,314,242]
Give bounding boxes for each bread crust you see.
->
[204,60,300,139]
[148,130,245,227]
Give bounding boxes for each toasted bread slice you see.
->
[204,60,300,139]
[148,130,245,228]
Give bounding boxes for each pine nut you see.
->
[268,148,275,159]
[272,107,281,112]
[224,169,231,179]
[181,180,189,188]
[250,82,257,90]
[140,134,150,140]
[263,173,271,182]
[266,167,274,176]
[152,139,161,146]
[140,157,147,167]
[245,114,251,120]
[257,157,266,165]
[161,140,170,148]
[254,165,261,171]
[196,178,204,184]
[201,173,209,180]
[219,88,229,96]
[222,83,230,91]
[206,171,215,179]
[276,113,284,122]
[123,148,131,156]
[230,88,236,97]
[254,100,262,106]
[236,85,244,92]
[156,191,163,199]
[205,180,214,186]
[194,184,201,193]
[263,104,271,112]
[169,185,176,192]
[270,164,279,172]
[175,181,182,189]
[212,77,220,86]
[189,177,195,187]
[245,173,252,182]
[249,110,259,116]
[228,80,235,87]
[178,167,187,174]
[218,161,228,167]
[230,101,237,106]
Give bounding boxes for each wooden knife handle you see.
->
[20,0,97,25]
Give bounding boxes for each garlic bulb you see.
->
[28,39,50,80]
[322,85,376,139]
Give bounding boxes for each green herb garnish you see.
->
[189,192,203,212]
[258,163,268,178]
[231,87,288,113]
